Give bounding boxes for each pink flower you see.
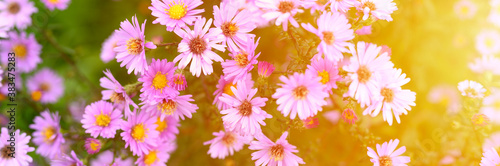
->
[331,0,359,13]
[457,80,486,98]
[357,0,397,21]
[81,100,123,138]
[475,29,500,55]
[114,15,157,75]
[367,139,410,166]
[213,2,256,50]
[141,92,198,121]
[219,80,272,136]
[139,58,177,100]
[344,41,394,107]
[255,0,304,31]
[306,57,341,93]
[454,0,477,20]
[355,25,372,35]
[90,150,134,166]
[100,69,138,117]
[100,32,119,63]
[84,138,102,154]
[0,0,37,29]
[258,61,275,77]
[153,115,179,141]
[0,128,34,166]
[272,72,328,120]
[221,37,260,83]
[41,0,70,11]
[302,116,319,129]
[341,108,358,124]
[302,12,354,62]
[213,73,254,110]
[481,148,500,166]
[135,141,175,166]
[149,0,204,31]
[249,132,305,166]
[29,110,65,159]
[0,31,42,73]
[51,151,84,166]
[171,73,187,91]
[120,110,160,156]
[26,68,64,103]
[174,17,226,77]
[203,130,251,159]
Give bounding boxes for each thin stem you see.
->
[157,42,179,47]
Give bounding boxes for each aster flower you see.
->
[481,89,500,124]
[100,69,138,117]
[357,0,398,21]
[100,32,119,63]
[29,110,65,159]
[41,0,70,11]
[213,73,254,110]
[121,110,160,156]
[0,128,34,166]
[367,139,410,166]
[219,80,272,135]
[0,32,42,73]
[302,12,354,62]
[171,73,187,91]
[149,0,204,31]
[221,37,260,83]
[344,42,394,107]
[138,58,177,99]
[481,148,500,166]
[475,29,500,55]
[272,72,328,120]
[249,131,305,166]
[84,138,101,154]
[257,61,275,78]
[135,141,175,166]
[51,151,84,166]
[342,108,358,124]
[90,150,134,166]
[458,80,486,98]
[174,17,226,77]
[213,2,256,50]
[81,100,123,138]
[153,115,179,141]
[0,0,37,29]
[27,68,64,104]
[255,0,304,31]
[114,15,157,75]
[204,130,251,159]
[306,57,341,94]
[472,113,490,126]
[141,92,198,121]
[302,116,319,129]
[469,55,500,75]
[364,68,416,126]
[331,0,359,13]
[454,0,477,20]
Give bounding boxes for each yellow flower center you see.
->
[131,124,147,142]
[223,83,236,96]
[49,0,60,4]
[363,1,377,11]
[31,91,42,101]
[42,126,56,144]
[292,86,308,100]
[166,2,187,20]
[464,87,478,97]
[1,146,14,159]
[381,88,394,103]
[174,75,184,86]
[126,38,143,55]
[357,65,371,83]
[90,141,100,151]
[472,114,490,126]
[222,132,235,146]
[460,6,470,15]
[235,53,249,67]
[144,151,158,165]
[485,38,495,49]
[278,1,294,13]
[13,44,27,59]
[317,70,330,84]
[152,71,169,92]
[379,155,393,166]
[222,22,239,37]
[7,2,20,14]
[322,31,335,45]
[270,144,284,161]
[95,113,111,127]
[110,92,125,104]
[158,99,176,115]
[155,117,168,132]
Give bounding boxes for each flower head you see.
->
[81,100,124,138]
[472,113,490,126]
[454,0,477,20]
[29,110,65,159]
[100,69,138,117]
[27,68,64,103]
[121,110,160,156]
[342,108,358,124]
[153,115,179,141]
[475,29,500,55]
[141,92,198,121]
[0,128,34,166]
[357,0,398,21]
[255,0,304,31]
[258,61,275,77]
[135,141,175,166]
[51,151,84,166]
[0,31,42,73]
[221,37,260,83]
[458,80,486,98]
[41,0,70,11]
[0,0,37,29]
[149,0,205,31]
[249,132,305,166]
[306,57,341,93]
[302,116,319,129]
[213,73,254,110]
[204,130,251,159]
[100,32,120,63]
[139,58,177,99]
[214,2,256,50]
[171,73,187,91]
[84,138,102,154]
[367,139,410,166]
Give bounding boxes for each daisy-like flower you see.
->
[481,89,500,124]
[273,72,328,120]
[153,115,179,141]
[255,0,304,31]
[469,55,500,75]
[135,141,175,166]
[488,0,500,28]
[0,32,41,73]
[458,80,486,98]
[41,0,70,11]
[221,37,260,83]
[219,80,272,136]
[51,151,84,166]
[364,68,416,126]
[302,12,354,62]
[100,32,119,63]
[213,2,256,50]
[213,73,254,110]
[84,138,102,154]
[367,139,410,166]
[306,57,341,94]
[90,150,134,166]
[114,15,157,75]
[454,0,477,20]
[141,92,198,120]
[481,148,500,166]
[357,0,398,21]
[81,100,123,138]
[100,69,138,116]
[29,110,65,159]
[171,73,187,91]
[472,113,490,126]
[249,131,305,166]
[331,0,359,13]
[302,116,319,129]
[0,128,34,166]
[0,0,37,29]
[121,110,160,156]
[257,61,275,78]
[149,0,204,31]
[475,29,500,55]
[204,130,251,159]
[27,68,64,104]
[342,108,358,124]
[344,42,394,107]
[138,58,177,99]
[174,17,225,77]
